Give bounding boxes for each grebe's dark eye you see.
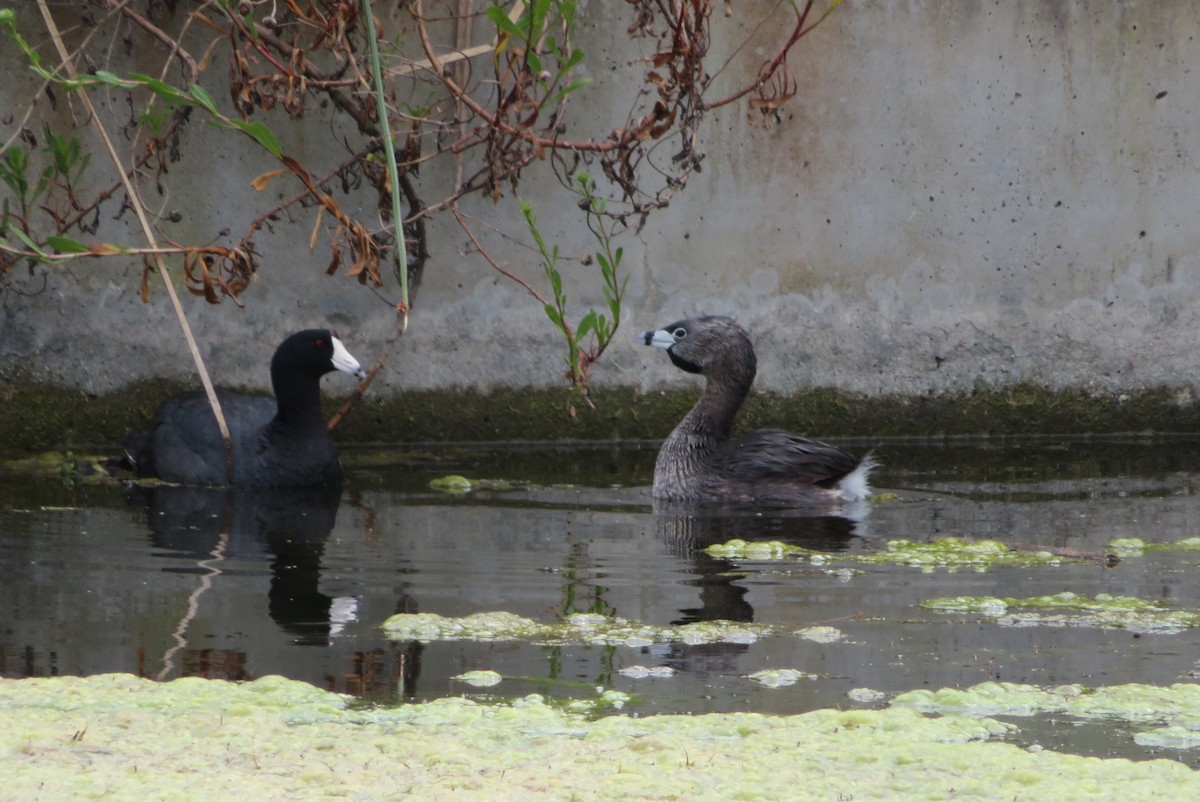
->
[673,328,687,339]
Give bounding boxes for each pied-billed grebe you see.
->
[125,329,365,487]
[641,315,875,507]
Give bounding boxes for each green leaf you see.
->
[235,121,283,158]
[487,5,526,41]
[124,73,195,106]
[525,50,543,76]
[3,146,26,169]
[0,175,21,198]
[91,70,136,89]
[8,227,47,257]
[46,236,90,254]
[73,152,91,184]
[543,303,566,333]
[549,77,590,106]
[187,83,220,114]
[576,310,596,340]
[529,0,551,38]
[563,47,585,71]
[139,105,171,137]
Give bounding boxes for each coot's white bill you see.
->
[330,335,366,380]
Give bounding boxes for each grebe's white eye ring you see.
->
[673,327,687,340]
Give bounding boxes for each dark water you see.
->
[4,437,1200,764]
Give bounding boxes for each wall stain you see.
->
[2,371,1199,454]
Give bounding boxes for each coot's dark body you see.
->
[126,329,364,488]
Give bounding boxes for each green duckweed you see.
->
[428,474,476,493]
[794,626,846,643]
[745,669,819,687]
[1108,537,1200,556]
[381,611,771,646]
[921,592,1200,633]
[2,674,1198,801]
[893,681,1200,726]
[705,537,1079,572]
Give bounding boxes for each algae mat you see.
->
[2,675,1198,801]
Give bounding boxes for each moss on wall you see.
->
[2,377,1199,454]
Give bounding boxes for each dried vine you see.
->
[0,0,839,390]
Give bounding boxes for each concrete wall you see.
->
[4,1,1200,434]
[627,0,1200,400]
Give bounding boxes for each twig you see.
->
[104,0,200,83]
[0,242,241,262]
[36,0,235,482]
[239,147,375,243]
[450,205,547,303]
[701,0,832,111]
[327,309,408,431]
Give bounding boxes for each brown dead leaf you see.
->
[325,242,342,276]
[309,205,326,252]
[197,37,222,72]
[140,259,153,303]
[648,106,677,139]
[251,168,290,192]
[187,10,225,34]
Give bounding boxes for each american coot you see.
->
[126,329,366,487]
[641,315,875,507]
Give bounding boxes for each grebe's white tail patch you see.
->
[837,453,877,502]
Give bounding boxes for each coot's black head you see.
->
[272,329,366,380]
[640,316,756,378]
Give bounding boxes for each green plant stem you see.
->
[360,0,409,312]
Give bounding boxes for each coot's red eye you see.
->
[315,339,325,348]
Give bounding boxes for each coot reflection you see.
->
[129,484,351,645]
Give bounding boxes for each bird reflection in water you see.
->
[650,499,868,677]
[127,484,420,696]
